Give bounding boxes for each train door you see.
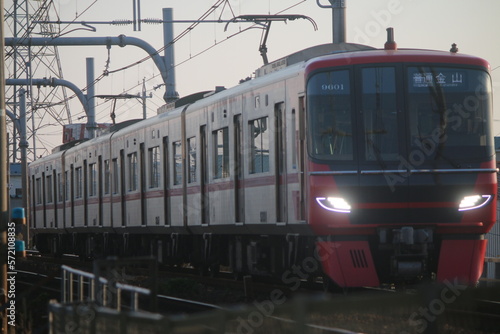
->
[162,136,171,226]
[83,160,88,227]
[298,97,306,220]
[98,156,103,226]
[200,125,209,224]
[140,143,147,226]
[275,102,287,223]
[233,115,245,223]
[120,149,126,226]
[31,175,36,228]
[53,169,58,228]
[70,164,75,227]
[42,172,47,227]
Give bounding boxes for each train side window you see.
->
[213,127,229,179]
[173,141,182,185]
[128,152,138,191]
[46,174,53,203]
[35,178,42,204]
[187,137,197,183]
[57,173,63,202]
[89,163,97,196]
[75,167,83,199]
[291,109,297,169]
[65,171,70,201]
[104,160,110,194]
[149,146,160,188]
[112,159,119,194]
[249,117,269,174]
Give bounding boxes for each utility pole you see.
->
[141,78,152,120]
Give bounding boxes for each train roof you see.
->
[255,42,376,77]
[305,48,491,74]
[43,43,490,161]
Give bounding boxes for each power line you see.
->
[45,0,310,122]
[119,0,309,98]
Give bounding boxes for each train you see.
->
[29,31,497,288]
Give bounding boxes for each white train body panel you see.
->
[29,59,311,238]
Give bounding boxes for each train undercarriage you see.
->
[33,232,321,281]
[32,226,484,288]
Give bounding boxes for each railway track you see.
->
[19,250,500,333]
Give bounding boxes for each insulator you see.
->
[112,20,133,26]
[142,18,163,25]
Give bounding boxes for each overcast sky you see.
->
[6,0,500,149]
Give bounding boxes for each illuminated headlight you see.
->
[458,195,492,211]
[316,197,351,213]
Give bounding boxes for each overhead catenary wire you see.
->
[119,0,308,96]
[48,0,309,122]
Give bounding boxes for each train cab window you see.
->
[213,127,229,179]
[149,146,161,188]
[89,163,97,196]
[128,152,138,191]
[361,67,398,162]
[407,66,493,160]
[173,141,182,185]
[249,117,270,173]
[307,69,353,161]
[75,167,83,199]
[187,138,197,183]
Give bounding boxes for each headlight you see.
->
[316,197,351,213]
[458,195,492,211]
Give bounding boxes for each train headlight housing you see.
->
[316,197,351,213]
[458,195,492,211]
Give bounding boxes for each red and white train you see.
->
[30,36,497,287]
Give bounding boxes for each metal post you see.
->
[91,279,95,302]
[163,8,179,102]
[117,287,121,311]
[69,272,74,302]
[86,58,96,138]
[317,0,346,44]
[142,78,147,119]
[19,89,29,244]
[102,284,107,306]
[331,0,346,44]
[78,276,84,301]
[131,292,138,311]
[62,269,67,303]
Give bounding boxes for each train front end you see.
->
[305,49,497,287]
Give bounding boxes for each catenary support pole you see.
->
[86,58,96,138]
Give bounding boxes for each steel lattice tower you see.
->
[5,0,71,162]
